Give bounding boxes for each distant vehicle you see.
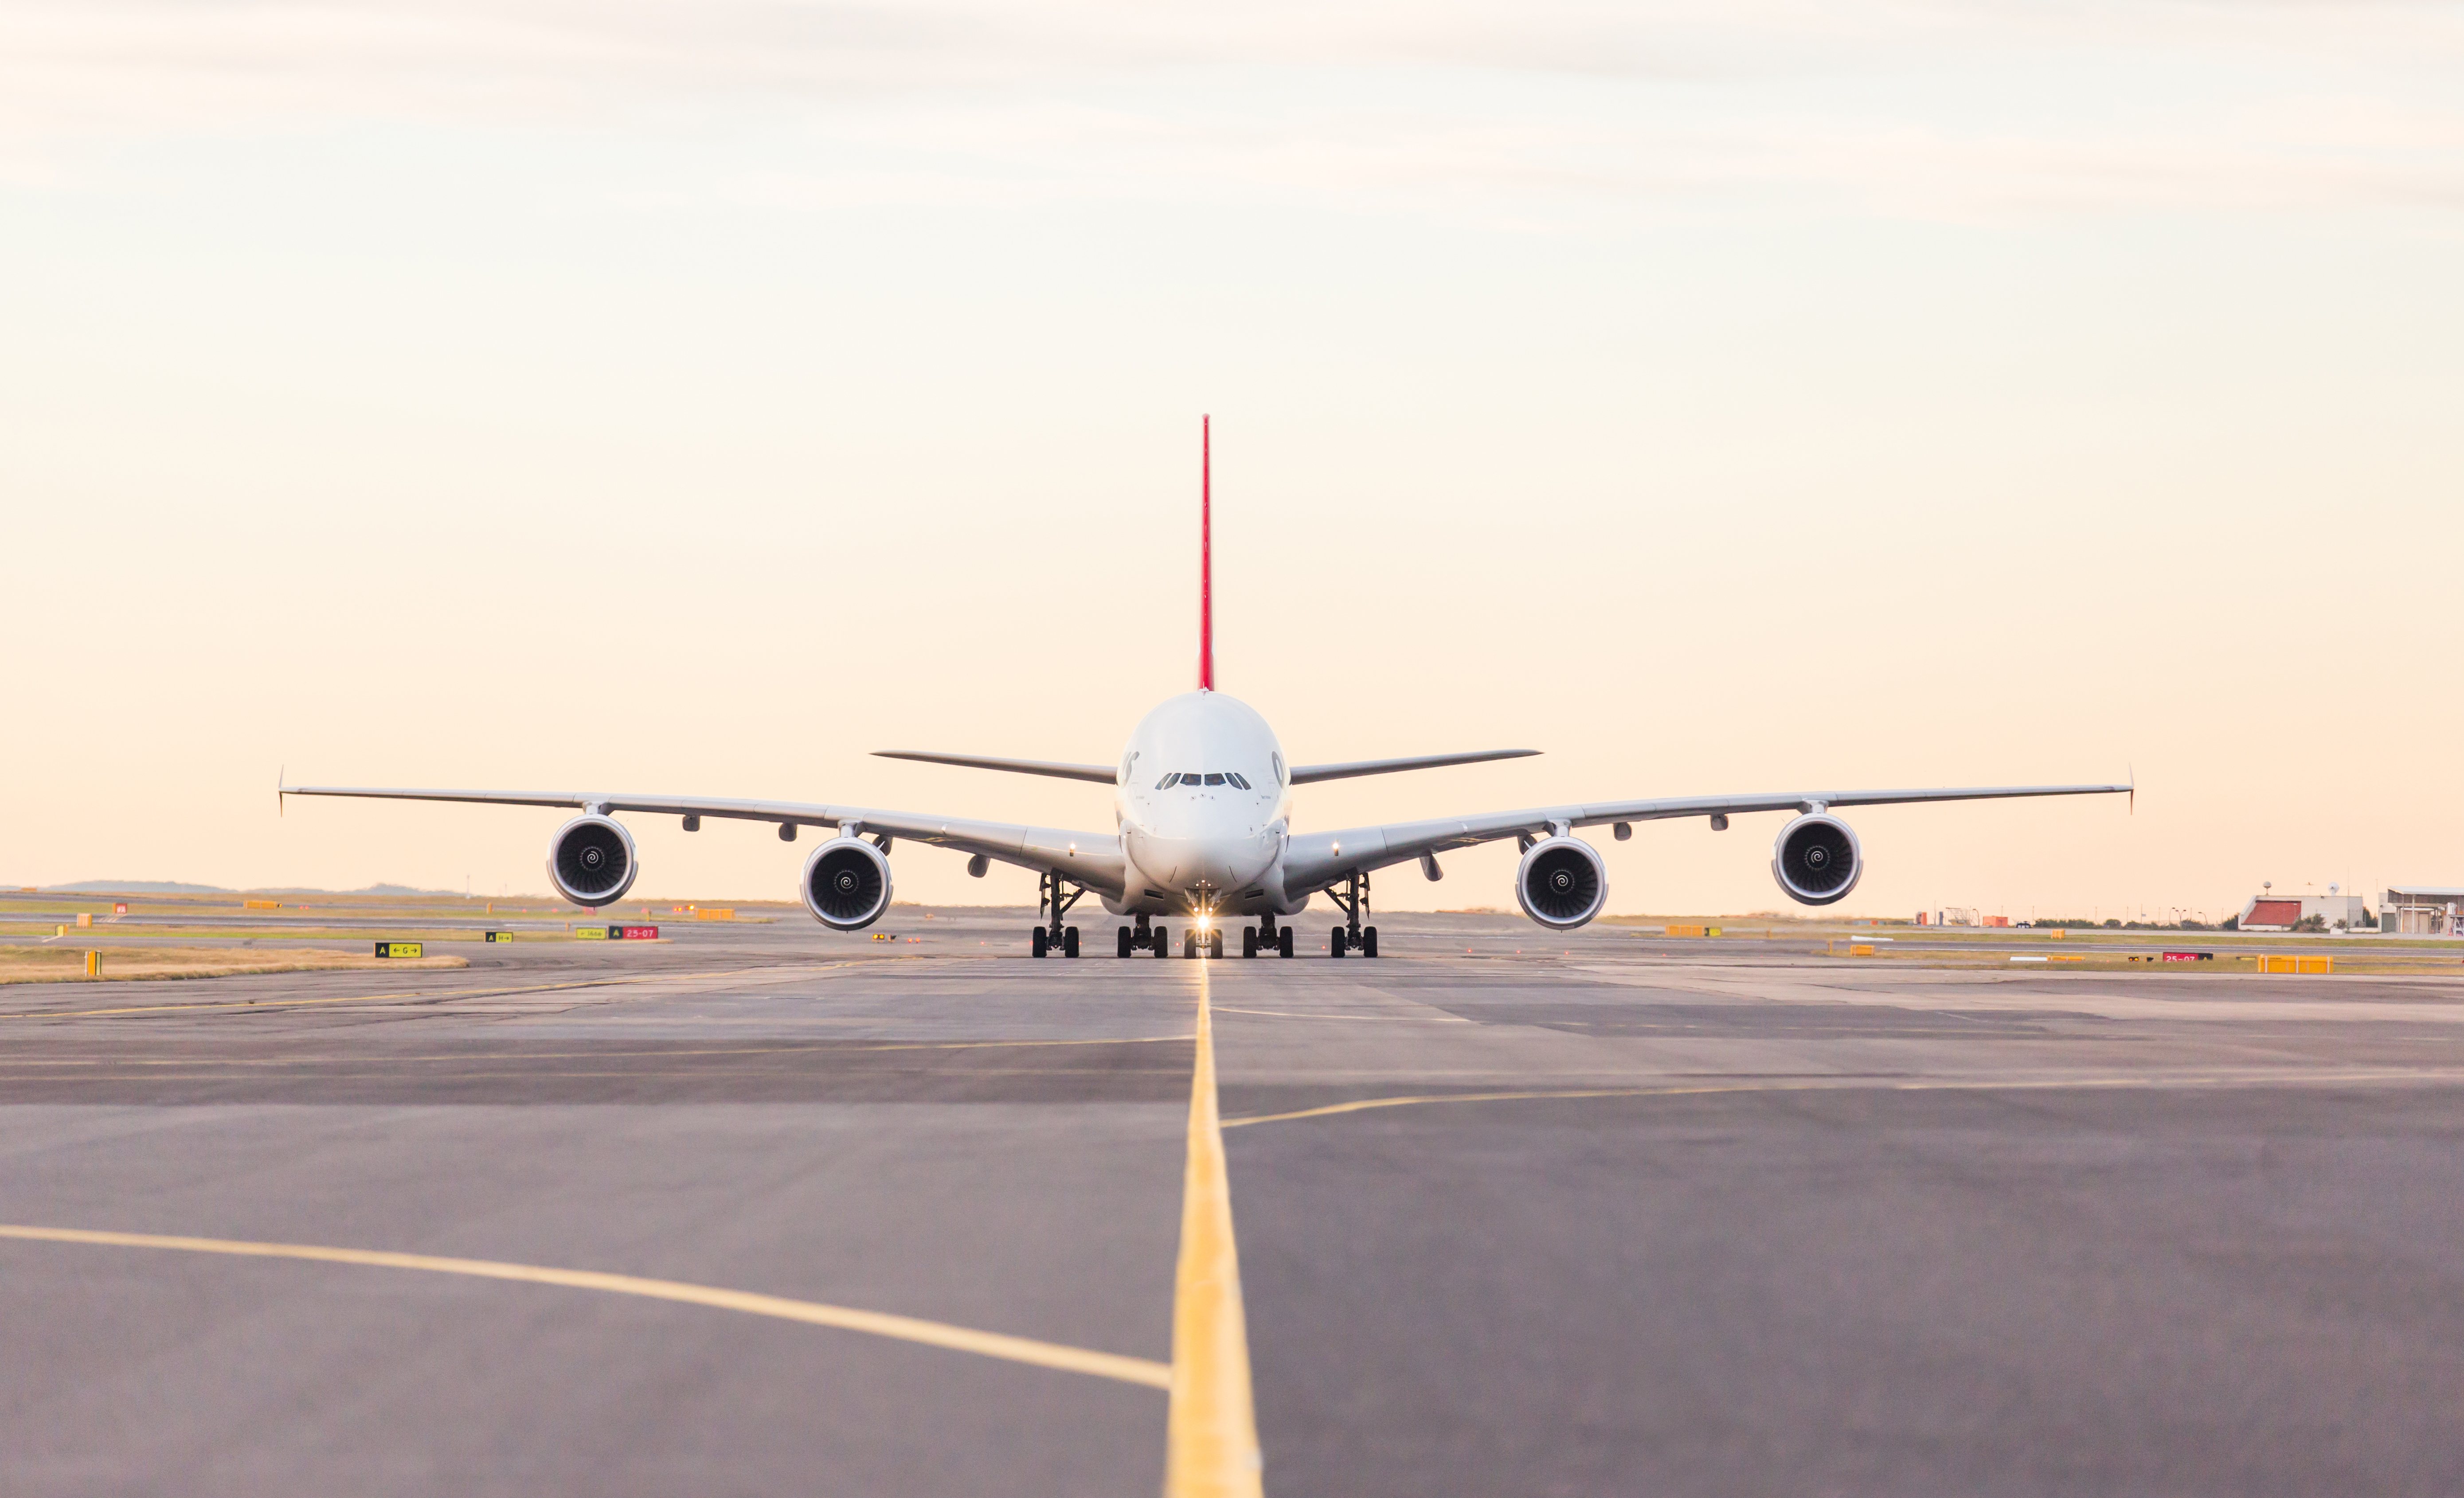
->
[284,422,2127,960]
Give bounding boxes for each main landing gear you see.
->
[1326,870,1379,958]
[1242,917,1293,958]
[1118,915,1169,958]
[1032,869,1083,958]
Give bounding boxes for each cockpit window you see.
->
[1156,773,1180,788]
[1184,772,1201,783]
[1203,773,1225,786]
[1227,772,1252,790]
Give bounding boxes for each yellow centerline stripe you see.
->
[1221,1068,2464,1128]
[1162,960,1266,1498]
[0,1225,1170,1389]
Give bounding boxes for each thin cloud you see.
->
[1,0,2459,215]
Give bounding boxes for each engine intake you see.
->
[1516,836,1608,929]
[804,838,894,930]
[1771,814,1862,905]
[547,815,638,907]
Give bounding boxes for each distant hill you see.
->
[42,880,460,896]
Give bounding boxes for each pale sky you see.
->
[4,0,2459,919]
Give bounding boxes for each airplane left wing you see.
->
[1279,782,2130,897]
[280,784,1128,896]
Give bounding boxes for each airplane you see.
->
[283,418,2128,961]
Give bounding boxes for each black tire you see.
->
[1330,926,1346,958]
[1243,928,1259,959]
[1118,927,1133,958]
[1279,925,1294,958]
[1063,926,1079,958]
[1362,926,1379,959]
[1153,926,1169,958]
[1031,927,1048,958]
[1209,930,1224,960]
[1183,931,1197,960]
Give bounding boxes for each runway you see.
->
[3,909,2461,1494]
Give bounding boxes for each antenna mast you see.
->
[1199,415,1214,691]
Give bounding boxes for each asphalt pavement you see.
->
[3,909,2461,1495]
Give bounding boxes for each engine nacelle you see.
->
[1516,836,1608,929]
[803,837,894,930]
[1771,813,1862,905]
[547,815,639,907]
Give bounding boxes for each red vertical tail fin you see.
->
[1199,414,1214,691]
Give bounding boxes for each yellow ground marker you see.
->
[1223,1069,2464,1129]
[0,1225,1169,1389]
[1163,960,1265,1498]
[0,963,843,1021]
[1225,1086,1720,1128]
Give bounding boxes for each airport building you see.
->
[2238,890,2370,931]
[2379,886,2464,937]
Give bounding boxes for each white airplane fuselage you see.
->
[1108,691,1293,922]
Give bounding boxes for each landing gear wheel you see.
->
[1242,927,1258,959]
[1362,926,1379,959]
[1063,926,1079,958]
[1153,926,1169,957]
[1279,925,1294,958]
[1209,930,1224,960]
[1031,927,1048,958]
[1330,926,1347,958]
[1183,930,1197,960]
[1118,926,1133,958]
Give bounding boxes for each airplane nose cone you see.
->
[1128,832,1275,897]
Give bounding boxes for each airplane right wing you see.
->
[280,784,1129,896]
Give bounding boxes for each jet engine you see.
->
[803,837,894,930]
[1771,814,1862,905]
[547,815,639,907]
[1516,836,1608,929]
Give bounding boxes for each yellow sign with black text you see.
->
[372,941,423,959]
